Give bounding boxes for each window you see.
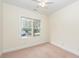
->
[20,16,40,38]
[33,19,40,36]
[20,17,32,38]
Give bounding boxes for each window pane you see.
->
[33,19,40,36]
[21,17,32,37]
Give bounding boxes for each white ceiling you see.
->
[3,0,78,15]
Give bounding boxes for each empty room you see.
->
[0,0,79,58]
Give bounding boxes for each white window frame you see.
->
[19,16,40,39]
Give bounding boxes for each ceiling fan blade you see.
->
[46,2,54,4]
[32,0,40,3]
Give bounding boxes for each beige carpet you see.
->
[2,43,79,58]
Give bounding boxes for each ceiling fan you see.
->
[32,0,54,7]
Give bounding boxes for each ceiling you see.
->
[3,0,78,15]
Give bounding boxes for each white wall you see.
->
[3,3,48,53]
[49,0,79,56]
[0,0,2,56]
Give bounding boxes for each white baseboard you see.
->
[3,41,48,53]
[50,42,79,56]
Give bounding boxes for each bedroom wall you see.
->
[3,3,48,53]
[49,0,79,56]
[0,0,2,56]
